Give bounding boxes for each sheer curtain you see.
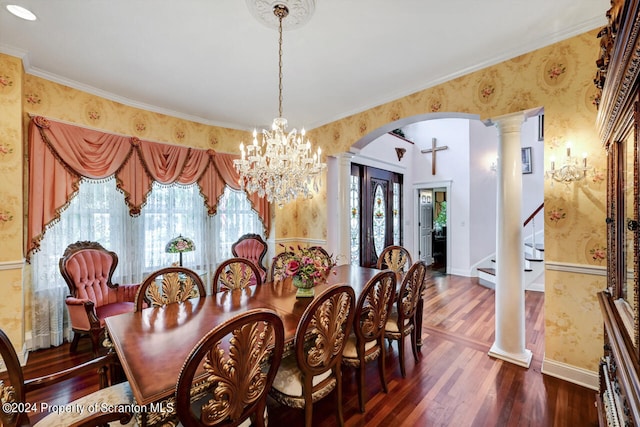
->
[30,178,263,350]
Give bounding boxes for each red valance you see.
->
[26,116,270,260]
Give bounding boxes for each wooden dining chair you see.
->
[135,266,206,311]
[342,270,397,412]
[384,260,427,378]
[0,327,134,427]
[376,245,413,280]
[269,250,295,282]
[59,240,140,355]
[231,233,268,281]
[213,257,262,293]
[175,309,284,427]
[308,245,332,264]
[270,284,356,427]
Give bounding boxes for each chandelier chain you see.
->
[234,2,326,208]
[278,10,284,118]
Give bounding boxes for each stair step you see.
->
[492,256,543,263]
[478,267,495,276]
[525,242,544,251]
[480,266,533,274]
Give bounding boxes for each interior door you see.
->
[352,164,402,268]
[419,194,433,264]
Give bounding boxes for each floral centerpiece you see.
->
[273,245,336,297]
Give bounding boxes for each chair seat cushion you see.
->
[385,310,411,334]
[271,354,332,397]
[96,301,136,325]
[34,381,134,427]
[342,334,377,359]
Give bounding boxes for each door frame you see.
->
[413,181,451,274]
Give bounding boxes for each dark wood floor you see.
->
[21,273,598,426]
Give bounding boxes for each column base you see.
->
[488,343,532,368]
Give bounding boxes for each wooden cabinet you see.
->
[596,1,640,425]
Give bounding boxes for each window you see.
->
[30,178,263,349]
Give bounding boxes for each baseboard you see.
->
[450,267,472,277]
[541,357,598,390]
[525,281,544,292]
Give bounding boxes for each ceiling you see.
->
[0,1,609,132]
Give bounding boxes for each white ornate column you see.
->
[488,112,532,368]
[326,153,353,262]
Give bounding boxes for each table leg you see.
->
[416,297,424,350]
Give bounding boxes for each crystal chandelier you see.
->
[545,142,593,184]
[234,3,326,208]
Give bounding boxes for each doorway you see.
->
[350,163,403,268]
[418,187,447,273]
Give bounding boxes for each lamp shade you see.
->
[165,235,195,254]
[166,235,195,267]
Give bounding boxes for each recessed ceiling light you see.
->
[6,4,37,21]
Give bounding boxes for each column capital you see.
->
[491,111,526,134]
[331,152,355,165]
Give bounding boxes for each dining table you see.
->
[105,264,390,425]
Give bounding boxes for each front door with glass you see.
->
[350,164,402,267]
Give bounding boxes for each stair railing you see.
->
[523,202,544,255]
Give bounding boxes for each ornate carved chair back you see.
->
[175,309,284,427]
[270,284,356,427]
[213,257,263,293]
[342,270,397,412]
[0,328,134,427]
[397,261,427,320]
[269,250,295,282]
[135,267,206,311]
[376,245,413,281]
[231,233,268,281]
[385,260,427,378]
[0,328,28,427]
[308,246,332,265]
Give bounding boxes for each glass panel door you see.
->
[350,164,402,267]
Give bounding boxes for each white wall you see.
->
[469,120,498,268]
[404,118,471,275]
[354,133,415,257]
[521,116,545,243]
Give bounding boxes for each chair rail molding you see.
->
[0,260,25,270]
[545,261,606,276]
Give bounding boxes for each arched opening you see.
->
[327,110,544,288]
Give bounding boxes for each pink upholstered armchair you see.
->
[59,241,139,355]
[231,233,268,281]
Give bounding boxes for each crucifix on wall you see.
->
[420,137,449,175]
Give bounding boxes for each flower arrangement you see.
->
[274,245,336,288]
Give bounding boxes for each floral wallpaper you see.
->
[1,27,608,373]
[22,74,249,153]
[0,53,24,350]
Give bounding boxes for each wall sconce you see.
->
[545,142,592,184]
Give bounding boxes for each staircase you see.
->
[477,203,545,292]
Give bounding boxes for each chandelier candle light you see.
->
[545,142,592,184]
[234,3,326,208]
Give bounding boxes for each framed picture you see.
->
[522,147,532,174]
[538,114,544,141]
